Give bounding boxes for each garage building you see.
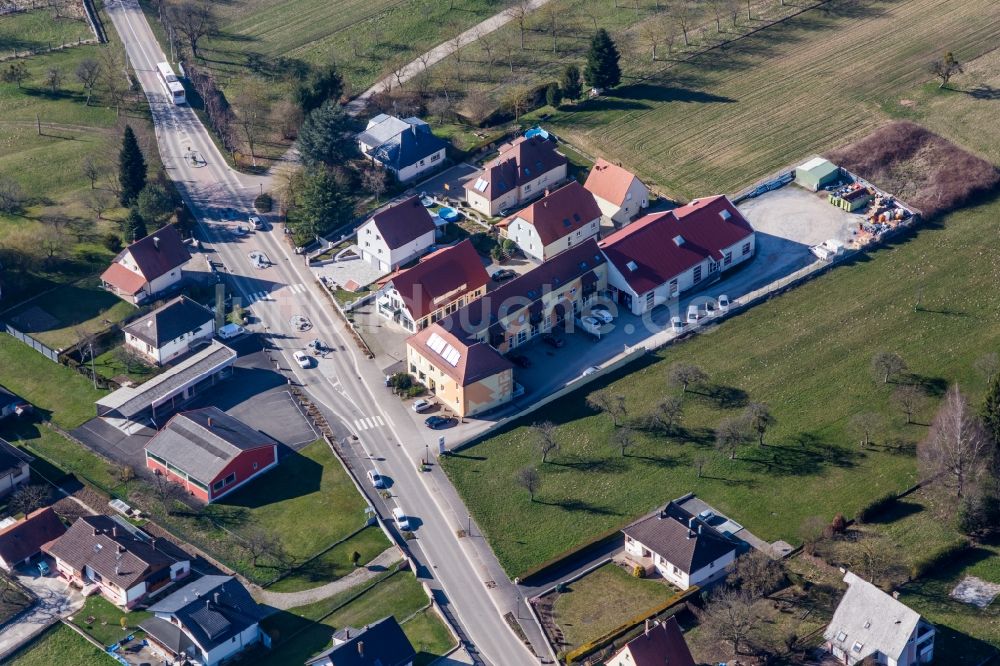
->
[795,157,840,191]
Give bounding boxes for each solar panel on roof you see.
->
[474,178,488,192]
[427,332,447,354]
[443,346,461,366]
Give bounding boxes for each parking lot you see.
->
[738,184,862,248]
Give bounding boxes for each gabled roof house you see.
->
[0,437,31,499]
[599,195,755,315]
[145,407,279,503]
[357,196,437,273]
[123,295,216,366]
[306,616,416,666]
[584,158,650,227]
[499,181,602,262]
[140,575,265,666]
[606,616,695,666]
[376,239,489,332]
[0,506,66,572]
[824,571,935,666]
[464,136,568,217]
[357,114,447,183]
[101,224,190,305]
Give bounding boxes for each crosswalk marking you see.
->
[353,415,386,431]
[288,283,307,295]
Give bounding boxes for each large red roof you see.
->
[505,181,602,245]
[584,158,640,207]
[407,323,513,386]
[386,240,488,320]
[599,195,753,295]
[101,261,147,295]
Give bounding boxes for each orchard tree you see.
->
[743,402,775,446]
[533,421,559,463]
[849,412,883,449]
[75,58,102,105]
[872,350,907,384]
[919,385,990,499]
[584,29,621,91]
[654,396,684,433]
[930,52,963,89]
[118,125,147,205]
[516,467,541,501]
[668,362,707,393]
[715,416,749,460]
[1,62,29,88]
[891,384,927,425]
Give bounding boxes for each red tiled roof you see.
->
[386,240,488,320]
[101,261,147,295]
[125,224,191,282]
[0,507,66,568]
[505,181,602,246]
[613,617,695,666]
[464,136,567,201]
[407,323,513,386]
[584,158,640,207]
[599,195,753,295]
[369,196,436,250]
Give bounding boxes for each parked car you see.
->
[589,305,614,324]
[384,374,393,387]
[491,269,517,282]
[542,334,565,348]
[367,469,387,489]
[509,354,531,368]
[233,224,248,237]
[581,366,600,377]
[293,351,312,368]
[307,339,327,353]
[412,399,432,413]
[686,305,700,323]
[392,507,411,531]
[670,316,684,332]
[36,560,50,577]
[217,323,246,340]
[498,207,513,218]
[718,294,730,311]
[424,415,454,429]
[248,214,266,230]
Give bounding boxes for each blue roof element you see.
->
[525,126,549,140]
[371,123,447,173]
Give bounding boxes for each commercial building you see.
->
[795,157,841,191]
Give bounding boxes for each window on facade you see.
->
[252,462,258,471]
[645,291,655,308]
[525,184,531,192]
[709,261,718,273]
[724,251,732,266]
[224,473,236,485]
[669,279,678,296]
[213,479,224,491]
[693,266,702,283]
[742,242,751,255]
[419,159,425,166]
[431,153,441,162]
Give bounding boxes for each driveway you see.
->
[415,163,480,205]
[0,563,84,660]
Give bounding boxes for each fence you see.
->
[80,0,105,43]
[4,322,60,362]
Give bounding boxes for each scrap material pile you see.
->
[856,192,912,244]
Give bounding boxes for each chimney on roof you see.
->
[544,188,551,197]
[207,417,213,429]
[213,592,221,605]
[357,641,364,657]
[698,524,702,534]
[345,629,350,639]
[112,526,118,537]
[153,236,161,250]
[688,516,696,530]
[118,545,126,554]
[644,619,651,637]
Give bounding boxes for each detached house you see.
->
[358,196,436,273]
[599,195,755,315]
[499,181,602,263]
[306,616,416,666]
[42,515,190,608]
[622,501,737,590]
[0,506,66,572]
[0,437,31,499]
[376,239,489,332]
[584,158,650,227]
[123,295,215,366]
[464,136,568,217]
[140,575,264,666]
[606,617,695,666]
[824,571,935,666]
[145,407,279,503]
[357,114,447,182]
[101,224,191,305]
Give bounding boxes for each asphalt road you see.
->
[103,1,540,663]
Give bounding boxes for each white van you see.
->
[392,507,411,531]
[218,323,246,340]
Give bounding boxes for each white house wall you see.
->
[396,148,445,182]
[126,320,215,366]
[201,622,261,666]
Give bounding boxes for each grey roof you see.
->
[621,502,736,575]
[124,296,214,348]
[145,407,276,484]
[147,575,263,653]
[96,341,236,419]
[357,114,425,148]
[306,616,415,666]
[824,571,925,661]
[0,437,32,477]
[140,616,196,655]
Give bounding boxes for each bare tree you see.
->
[516,467,541,501]
[241,526,284,568]
[891,385,926,424]
[798,515,827,555]
[506,0,532,49]
[846,535,898,587]
[654,396,684,433]
[0,176,26,214]
[709,0,727,32]
[496,31,517,75]
[743,402,775,446]
[75,58,102,106]
[614,426,635,457]
[587,390,617,426]
[693,454,709,478]
[38,223,68,266]
[703,588,759,656]
[81,155,101,189]
[169,1,217,58]
[872,351,907,384]
[849,412,883,449]
[638,20,664,61]
[919,385,991,498]
[9,484,52,516]
[475,26,496,69]
[672,1,697,47]
[44,67,63,95]
[930,52,963,89]
[715,416,749,460]
[233,78,271,167]
[538,2,559,53]
[506,86,532,121]
[99,48,128,116]
[361,165,388,204]
[668,362,707,393]
[427,95,450,125]
[118,465,136,492]
[533,421,559,463]
[973,352,1000,385]
[727,549,785,600]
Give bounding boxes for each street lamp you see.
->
[424,443,429,466]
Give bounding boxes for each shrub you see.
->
[254,192,273,212]
[855,492,897,524]
[404,385,426,398]
[102,233,123,253]
[631,564,645,578]
[390,372,413,391]
[910,538,971,580]
[827,513,847,537]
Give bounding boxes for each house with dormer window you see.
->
[464,136,568,217]
[498,181,602,262]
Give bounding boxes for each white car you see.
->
[248,214,265,230]
[217,323,246,340]
[686,305,700,323]
[670,316,684,332]
[367,469,386,489]
[293,351,312,368]
[392,507,411,531]
[412,399,432,413]
[718,295,730,311]
[589,306,614,325]
[581,366,600,377]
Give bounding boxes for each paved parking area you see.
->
[738,184,862,247]
[415,163,479,204]
[312,253,386,292]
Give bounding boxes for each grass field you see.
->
[0,8,94,55]
[8,623,110,666]
[156,440,389,586]
[70,595,151,647]
[549,562,674,651]
[3,418,122,493]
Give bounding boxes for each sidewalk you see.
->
[253,546,401,610]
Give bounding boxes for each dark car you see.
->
[542,334,565,348]
[425,415,455,429]
[491,269,517,282]
[509,354,531,368]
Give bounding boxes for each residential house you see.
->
[376,239,489,332]
[101,224,191,305]
[123,295,216,366]
[42,515,190,608]
[599,195,755,315]
[0,507,66,572]
[140,575,264,666]
[0,385,31,421]
[622,501,737,590]
[0,437,31,499]
[464,136,568,217]
[357,196,436,273]
[824,571,935,666]
[499,181,602,263]
[583,158,650,227]
[606,617,695,666]
[145,407,278,503]
[357,114,447,183]
[406,323,515,418]
[306,616,416,666]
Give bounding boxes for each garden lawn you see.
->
[551,562,675,651]
[443,195,1000,579]
[2,418,122,494]
[0,335,108,429]
[8,623,110,666]
[264,526,390,593]
[70,595,151,647]
[0,9,93,53]
[92,344,161,383]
